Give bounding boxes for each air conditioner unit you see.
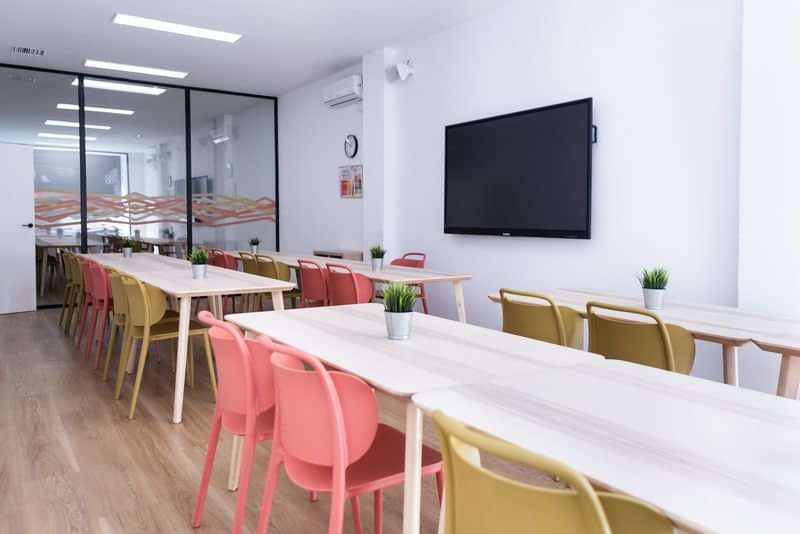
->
[323,75,362,108]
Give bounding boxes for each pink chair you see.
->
[192,311,278,534]
[256,338,443,534]
[325,263,374,306]
[390,252,429,314]
[86,261,113,369]
[298,259,329,307]
[74,257,95,349]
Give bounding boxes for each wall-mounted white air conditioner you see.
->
[323,75,362,108]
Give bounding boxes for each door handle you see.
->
[20,223,33,228]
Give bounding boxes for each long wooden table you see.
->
[488,288,800,399]
[83,253,295,423]
[225,303,601,534]
[227,250,472,322]
[36,236,103,296]
[414,359,800,533]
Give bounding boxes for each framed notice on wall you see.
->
[339,165,363,199]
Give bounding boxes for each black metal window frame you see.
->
[0,61,280,256]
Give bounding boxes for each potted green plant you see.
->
[120,238,134,258]
[249,237,261,254]
[638,267,669,310]
[383,282,416,340]
[190,248,209,280]
[370,245,387,271]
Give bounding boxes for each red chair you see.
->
[298,259,329,307]
[192,311,278,534]
[389,252,429,314]
[326,263,374,306]
[255,338,443,534]
[86,261,113,369]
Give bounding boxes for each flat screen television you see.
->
[444,98,593,239]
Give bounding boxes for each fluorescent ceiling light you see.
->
[38,132,97,141]
[84,59,188,79]
[57,103,135,115]
[34,142,79,149]
[45,120,111,130]
[112,13,241,43]
[71,78,165,95]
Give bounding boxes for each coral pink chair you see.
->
[256,338,443,534]
[325,263,374,306]
[390,252,429,314]
[74,256,95,349]
[192,310,278,534]
[298,259,329,307]
[86,261,113,369]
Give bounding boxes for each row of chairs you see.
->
[59,252,218,419]
[500,288,695,374]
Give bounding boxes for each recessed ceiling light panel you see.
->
[45,120,111,130]
[57,103,135,115]
[38,132,97,141]
[71,78,165,95]
[112,13,241,43]
[84,59,188,79]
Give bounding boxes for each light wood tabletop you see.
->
[489,288,800,398]
[228,250,472,322]
[225,302,601,534]
[414,359,800,534]
[83,252,294,424]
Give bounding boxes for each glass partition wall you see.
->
[0,63,277,309]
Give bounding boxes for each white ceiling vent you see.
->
[9,45,46,57]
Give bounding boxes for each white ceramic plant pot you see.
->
[643,288,665,310]
[192,264,208,280]
[385,311,413,340]
[122,247,133,258]
[372,258,383,272]
[250,245,259,254]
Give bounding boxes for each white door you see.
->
[0,143,36,314]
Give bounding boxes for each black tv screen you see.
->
[444,98,593,239]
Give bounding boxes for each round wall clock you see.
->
[344,134,359,158]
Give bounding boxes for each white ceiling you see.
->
[0,0,504,96]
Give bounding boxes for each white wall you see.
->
[386,0,743,382]
[279,64,364,253]
[737,0,800,393]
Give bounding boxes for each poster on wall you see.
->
[339,165,363,199]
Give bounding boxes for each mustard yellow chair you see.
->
[587,301,695,374]
[500,289,584,349]
[114,275,217,419]
[59,252,81,333]
[239,251,258,274]
[433,411,673,534]
[255,254,301,308]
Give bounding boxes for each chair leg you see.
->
[192,414,223,528]
[436,470,444,503]
[203,333,217,400]
[75,299,89,348]
[328,489,347,534]
[232,433,258,534]
[114,331,134,399]
[58,285,71,327]
[255,453,284,534]
[84,303,99,359]
[351,496,363,534]
[64,292,77,334]
[128,334,150,419]
[374,490,383,534]
[102,323,118,381]
[93,306,109,369]
[71,292,85,338]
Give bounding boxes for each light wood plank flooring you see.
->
[0,308,559,534]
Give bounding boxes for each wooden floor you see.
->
[0,308,559,534]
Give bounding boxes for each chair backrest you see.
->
[208,249,224,267]
[120,275,168,328]
[220,253,238,270]
[255,254,279,279]
[62,252,76,285]
[265,339,379,473]
[77,257,95,297]
[239,252,258,275]
[326,263,374,305]
[87,260,111,301]
[433,410,612,534]
[390,252,427,268]
[198,311,278,433]
[587,301,695,373]
[500,289,584,349]
[106,269,128,317]
[297,259,328,304]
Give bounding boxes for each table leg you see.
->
[402,403,423,534]
[126,338,138,375]
[270,290,285,311]
[171,296,192,424]
[722,344,739,386]
[452,280,466,323]
[208,295,220,318]
[228,436,244,491]
[214,295,225,317]
[39,247,48,297]
[776,354,800,400]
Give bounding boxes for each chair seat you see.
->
[130,318,207,340]
[284,423,442,495]
[222,407,276,440]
